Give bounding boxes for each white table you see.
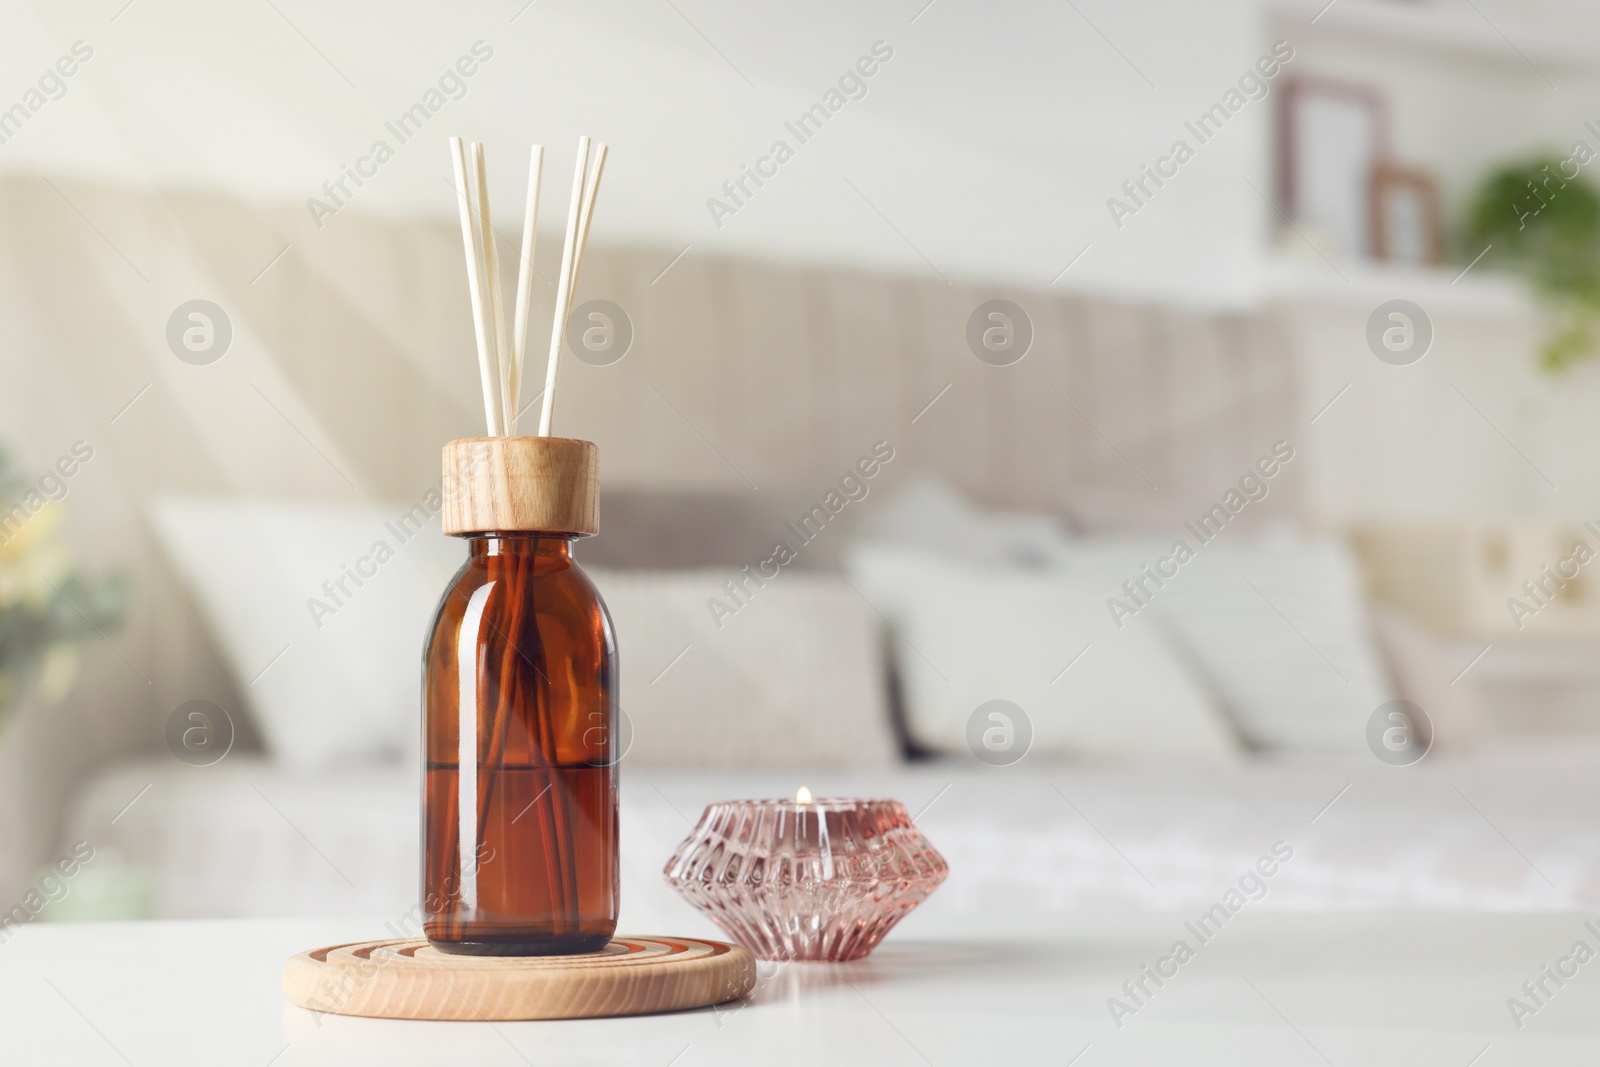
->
[4,911,1599,1064]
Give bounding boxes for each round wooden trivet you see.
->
[283,935,755,1021]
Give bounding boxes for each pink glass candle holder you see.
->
[663,791,948,962]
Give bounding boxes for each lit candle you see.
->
[663,793,948,962]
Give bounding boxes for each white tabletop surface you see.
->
[3,911,1599,1065]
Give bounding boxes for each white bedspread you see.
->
[63,740,1600,928]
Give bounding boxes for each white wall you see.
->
[1,0,1270,303]
[8,0,1599,301]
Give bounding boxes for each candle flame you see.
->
[795,785,813,804]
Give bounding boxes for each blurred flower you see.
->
[0,445,125,728]
[35,644,80,705]
[0,500,61,565]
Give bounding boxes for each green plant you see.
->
[1461,155,1600,371]
[0,447,125,726]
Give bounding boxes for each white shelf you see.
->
[1263,251,1537,316]
[1270,0,1600,73]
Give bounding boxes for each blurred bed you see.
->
[0,183,1313,916]
[58,476,1570,927]
[67,740,1600,927]
[8,196,1568,925]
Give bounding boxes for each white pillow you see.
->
[148,497,464,769]
[844,544,1238,763]
[149,500,902,770]
[855,477,1066,566]
[588,569,898,767]
[1060,531,1394,752]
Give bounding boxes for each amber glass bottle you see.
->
[424,438,617,955]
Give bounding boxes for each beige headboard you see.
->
[0,173,1296,527]
[577,248,1298,534]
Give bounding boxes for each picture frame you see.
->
[1369,163,1444,265]
[1278,77,1389,259]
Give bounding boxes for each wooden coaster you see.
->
[283,935,755,1021]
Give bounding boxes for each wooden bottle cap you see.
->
[441,436,599,537]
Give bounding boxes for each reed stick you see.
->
[448,137,501,436]
[472,142,513,435]
[568,143,608,296]
[537,136,592,437]
[509,145,544,435]
[476,547,569,928]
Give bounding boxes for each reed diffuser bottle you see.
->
[425,132,616,955]
[424,436,617,954]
